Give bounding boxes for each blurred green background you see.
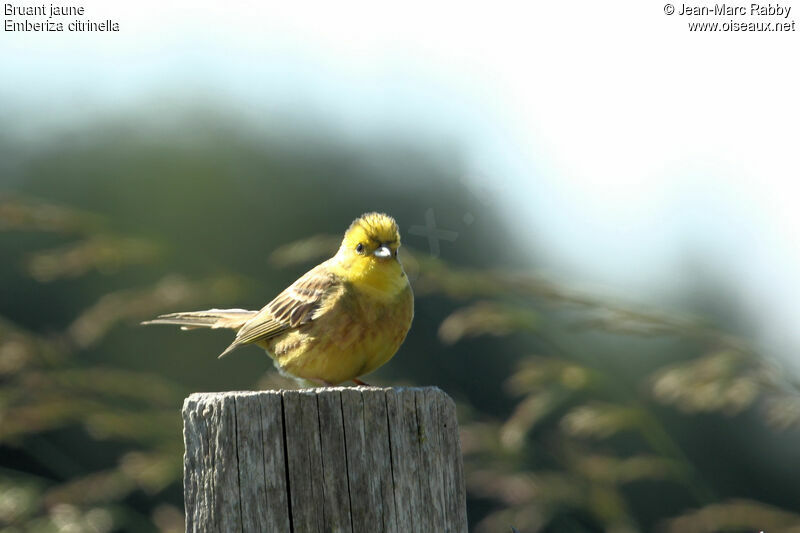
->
[2,107,800,533]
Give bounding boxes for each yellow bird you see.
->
[143,213,414,386]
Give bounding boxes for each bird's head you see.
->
[339,212,401,264]
[329,213,407,296]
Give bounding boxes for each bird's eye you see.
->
[356,243,364,254]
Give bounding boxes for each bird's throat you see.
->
[332,256,408,301]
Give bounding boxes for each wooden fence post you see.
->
[182,387,468,532]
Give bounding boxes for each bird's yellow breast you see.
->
[260,282,414,384]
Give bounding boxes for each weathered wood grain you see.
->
[282,390,325,533]
[439,392,468,531]
[182,387,467,533]
[257,393,292,531]
[340,388,398,533]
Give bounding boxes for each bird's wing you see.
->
[225,263,340,351]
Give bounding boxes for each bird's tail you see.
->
[141,308,257,331]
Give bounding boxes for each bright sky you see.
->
[2,1,799,361]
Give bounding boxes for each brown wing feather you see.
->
[230,263,339,348]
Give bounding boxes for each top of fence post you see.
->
[182,386,467,533]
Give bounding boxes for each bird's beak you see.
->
[373,245,392,258]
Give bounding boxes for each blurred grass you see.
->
[1,112,799,532]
